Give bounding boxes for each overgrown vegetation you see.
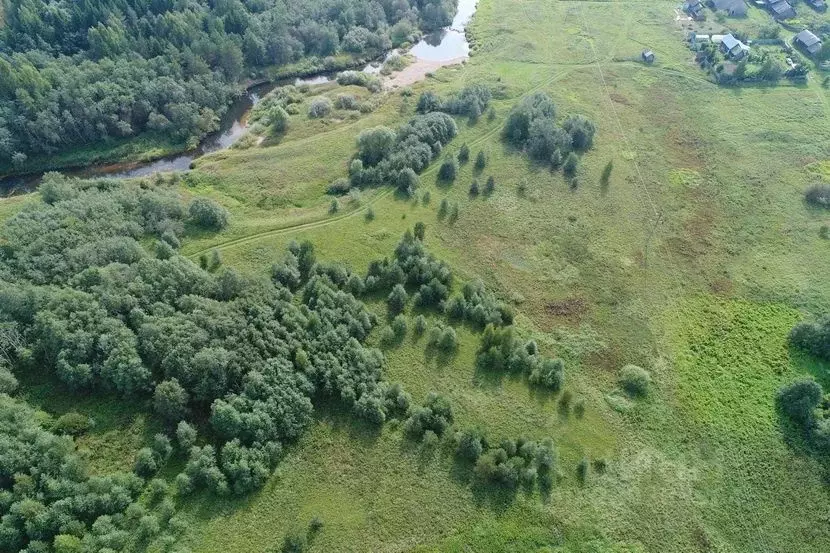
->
[417,84,493,122]
[502,92,595,170]
[0,394,185,552]
[329,111,458,195]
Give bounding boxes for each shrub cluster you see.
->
[417,84,493,122]
[777,377,830,450]
[476,325,565,391]
[454,429,556,491]
[336,70,383,92]
[364,229,453,309]
[248,85,304,135]
[444,280,514,328]
[332,112,458,196]
[502,92,595,171]
[404,392,454,438]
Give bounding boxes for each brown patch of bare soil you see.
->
[386,57,467,88]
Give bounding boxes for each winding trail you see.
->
[186,65,580,259]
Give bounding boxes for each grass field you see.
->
[7,0,830,551]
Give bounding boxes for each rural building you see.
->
[711,0,748,16]
[684,0,705,18]
[768,0,796,19]
[719,33,750,59]
[806,0,826,10]
[795,29,823,56]
[642,49,655,63]
[689,34,712,50]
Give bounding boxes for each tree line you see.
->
[0,0,458,169]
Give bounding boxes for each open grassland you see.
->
[5,0,830,551]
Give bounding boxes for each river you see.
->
[1,0,479,193]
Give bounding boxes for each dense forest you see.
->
[0,0,458,169]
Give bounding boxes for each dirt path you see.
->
[186,66,581,259]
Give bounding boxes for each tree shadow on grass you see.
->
[312,398,383,447]
[448,455,518,514]
[471,363,527,392]
[526,384,558,409]
[469,478,519,515]
[423,342,458,368]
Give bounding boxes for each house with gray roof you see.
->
[768,0,796,18]
[719,33,750,59]
[795,29,823,56]
[711,0,748,16]
[684,0,706,18]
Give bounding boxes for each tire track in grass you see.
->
[575,4,685,290]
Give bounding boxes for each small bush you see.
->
[53,412,93,436]
[428,324,458,352]
[379,325,397,346]
[328,177,351,195]
[485,176,495,195]
[414,221,426,240]
[281,529,307,553]
[308,97,333,118]
[469,180,480,196]
[805,185,830,209]
[309,516,324,533]
[189,197,229,231]
[335,94,359,110]
[438,198,449,218]
[458,143,470,164]
[577,458,589,483]
[619,365,651,396]
[391,314,407,339]
[388,284,408,314]
[474,150,487,171]
[448,203,459,224]
[365,206,376,221]
[438,158,458,182]
[778,377,823,425]
[456,429,484,461]
[329,199,339,214]
[414,315,428,336]
[422,429,440,448]
[563,152,579,176]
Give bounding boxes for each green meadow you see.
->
[7,0,830,551]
